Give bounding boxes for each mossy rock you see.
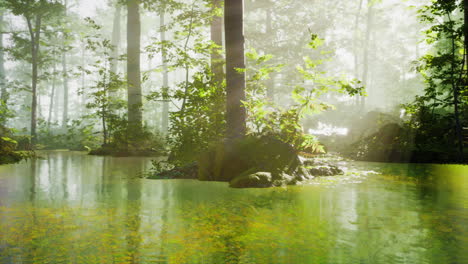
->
[229,171,312,188]
[309,165,344,176]
[148,163,198,180]
[198,135,302,182]
[229,172,274,188]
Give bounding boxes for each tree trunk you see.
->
[456,0,468,160]
[48,62,57,130]
[211,0,224,85]
[111,2,121,74]
[265,6,275,100]
[160,9,169,134]
[353,0,364,106]
[127,0,143,133]
[0,12,6,108]
[360,0,373,108]
[62,52,68,128]
[80,39,86,110]
[225,0,247,139]
[62,0,69,129]
[27,15,42,145]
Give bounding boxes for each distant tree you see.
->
[225,0,247,139]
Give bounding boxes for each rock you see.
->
[150,163,198,179]
[229,172,274,188]
[198,135,302,182]
[309,165,344,176]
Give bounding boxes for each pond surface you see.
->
[0,151,466,264]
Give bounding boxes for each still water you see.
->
[0,151,466,264]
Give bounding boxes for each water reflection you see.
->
[0,152,466,263]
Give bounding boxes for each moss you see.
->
[198,135,302,182]
[229,172,274,188]
[147,163,198,180]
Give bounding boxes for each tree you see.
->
[61,0,69,129]
[360,0,374,108]
[160,6,169,134]
[127,0,143,134]
[0,11,6,107]
[411,0,467,161]
[110,0,122,75]
[210,0,224,85]
[1,0,64,144]
[225,0,247,139]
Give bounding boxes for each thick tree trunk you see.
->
[225,0,247,139]
[210,0,224,85]
[111,3,121,74]
[127,0,143,132]
[160,9,169,134]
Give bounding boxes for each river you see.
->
[0,151,466,263]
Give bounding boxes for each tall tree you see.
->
[264,3,275,100]
[2,0,63,144]
[110,1,121,75]
[353,0,364,104]
[160,7,169,134]
[127,0,143,133]
[225,0,247,139]
[360,0,374,108]
[61,0,70,129]
[0,11,6,106]
[210,0,223,85]
[47,61,57,129]
[61,44,69,128]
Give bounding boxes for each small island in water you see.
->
[0,0,467,263]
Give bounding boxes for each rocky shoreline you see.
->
[147,155,345,188]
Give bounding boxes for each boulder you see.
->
[149,163,198,179]
[198,135,302,182]
[309,165,344,176]
[229,172,274,188]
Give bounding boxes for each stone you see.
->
[309,165,344,176]
[229,172,274,188]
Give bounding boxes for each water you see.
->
[0,151,466,264]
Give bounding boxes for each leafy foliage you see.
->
[36,119,99,151]
[402,0,468,160]
[244,38,363,154]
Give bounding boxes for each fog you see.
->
[6,0,464,165]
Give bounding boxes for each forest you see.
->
[0,0,467,263]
